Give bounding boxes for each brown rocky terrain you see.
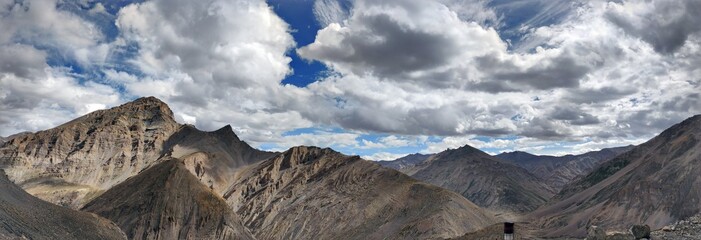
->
[0,97,274,209]
[0,169,126,240]
[1,97,505,239]
[224,146,498,240]
[401,145,555,214]
[162,124,276,194]
[530,115,701,238]
[0,97,180,208]
[496,146,633,191]
[82,158,255,240]
[652,214,701,239]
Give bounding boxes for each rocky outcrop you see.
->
[630,225,651,239]
[0,97,180,208]
[531,115,701,237]
[82,158,254,240]
[406,145,555,214]
[0,169,126,240]
[224,146,496,240]
[496,146,633,191]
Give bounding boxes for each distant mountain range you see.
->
[495,145,633,191]
[0,97,699,239]
[381,145,554,214]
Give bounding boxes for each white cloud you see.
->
[296,0,701,148]
[0,0,121,136]
[249,130,360,151]
[313,0,351,27]
[1,0,699,159]
[110,0,319,142]
[362,152,409,161]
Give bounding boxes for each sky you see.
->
[1,0,700,160]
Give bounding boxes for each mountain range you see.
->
[0,97,495,239]
[0,97,699,239]
[495,146,633,191]
[381,145,555,214]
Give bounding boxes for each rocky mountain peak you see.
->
[0,96,182,208]
[116,96,175,122]
[213,124,241,141]
[440,144,492,160]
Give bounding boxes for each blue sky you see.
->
[1,0,699,160]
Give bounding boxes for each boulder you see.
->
[587,225,606,240]
[629,225,651,239]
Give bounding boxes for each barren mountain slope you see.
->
[0,97,180,208]
[224,146,497,240]
[0,169,126,240]
[162,124,276,194]
[496,146,633,190]
[83,158,255,240]
[531,115,701,238]
[408,145,555,213]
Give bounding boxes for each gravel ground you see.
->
[652,215,701,240]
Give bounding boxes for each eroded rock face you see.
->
[224,146,497,240]
[0,169,126,240]
[0,97,180,208]
[82,158,255,240]
[531,115,701,237]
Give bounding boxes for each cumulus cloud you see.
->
[107,0,319,142]
[299,0,506,88]
[0,0,120,136]
[1,0,700,158]
[296,0,701,152]
[606,0,701,54]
